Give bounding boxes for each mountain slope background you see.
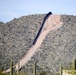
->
[0,14,76,74]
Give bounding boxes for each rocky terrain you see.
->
[0,14,76,74]
[0,14,45,70]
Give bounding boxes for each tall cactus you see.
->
[10,60,13,75]
[72,58,76,70]
[75,59,76,70]
[17,60,20,75]
[60,64,62,75]
[33,62,36,75]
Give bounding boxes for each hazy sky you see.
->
[0,0,76,23]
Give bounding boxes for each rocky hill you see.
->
[0,14,76,74]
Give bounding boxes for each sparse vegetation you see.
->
[40,71,47,75]
[0,14,76,74]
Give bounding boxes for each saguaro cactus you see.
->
[75,59,76,70]
[10,60,13,75]
[72,58,76,70]
[33,62,36,75]
[17,60,20,75]
[60,64,62,75]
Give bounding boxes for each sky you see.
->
[0,0,76,23]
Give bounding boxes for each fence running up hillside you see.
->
[33,12,52,45]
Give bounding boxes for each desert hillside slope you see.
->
[26,15,76,73]
[0,14,45,70]
[21,15,76,74]
[0,14,76,74]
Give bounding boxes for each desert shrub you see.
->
[40,71,47,75]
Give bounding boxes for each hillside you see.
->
[0,14,45,70]
[0,14,76,74]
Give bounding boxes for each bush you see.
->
[40,71,47,75]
